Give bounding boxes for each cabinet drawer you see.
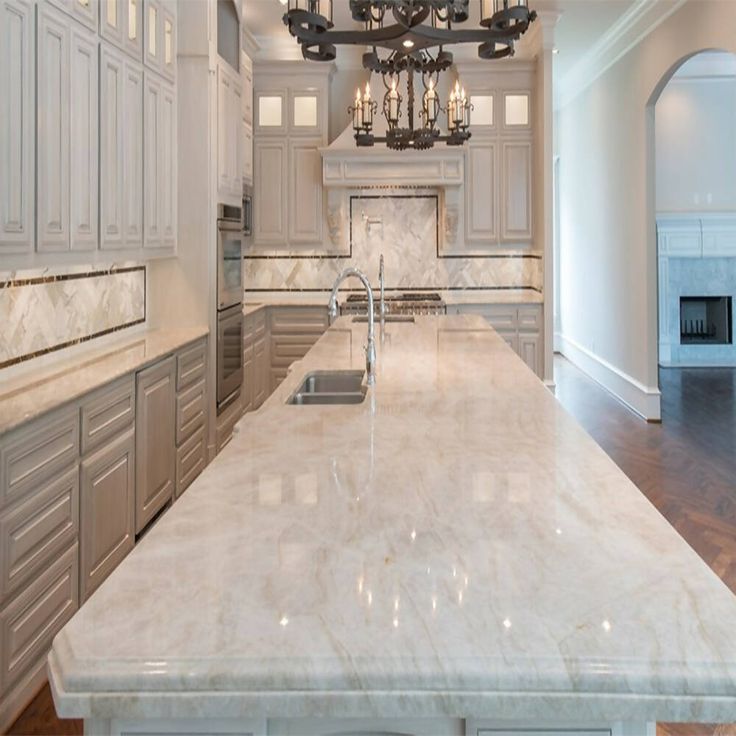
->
[0,543,78,697]
[0,466,79,603]
[517,305,542,331]
[270,335,321,367]
[176,339,207,391]
[480,306,517,330]
[81,375,135,456]
[176,379,206,445]
[269,306,328,335]
[176,425,206,498]
[1,409,80,511]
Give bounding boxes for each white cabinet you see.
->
[36,4,70,252]
[47,0,98,31]
[254,140,287,245]
[465,142,497,244]
[100,43,125,249]
[0,0,35,255]
[100,0,125,49]
[288,139,323,244]
[122,59,143,248]
[142,70,175,251]
[70,24,98,251]
[502,141,532,242]
[242,121,253,184]
[241,50,252,125]
[37,7,98,254]
[124,0,143,59]
[143,0,160,72]
[143,72,161,248]
[217,62,242,203]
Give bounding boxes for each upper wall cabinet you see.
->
[1,0,177,268]
[252,63,333,252]
[0,0,35,256]
[217,61,242,205]
[37,4,99,254]
[457,62,535,249]
[101,0,143,61]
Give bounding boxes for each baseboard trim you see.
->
[556,333,661,421]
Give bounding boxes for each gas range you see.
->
[340,292,446,316]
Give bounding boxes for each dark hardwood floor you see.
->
[7,357,736,736]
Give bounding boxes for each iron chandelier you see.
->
[283,1,537,151]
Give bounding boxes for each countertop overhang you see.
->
[48,316,736,723]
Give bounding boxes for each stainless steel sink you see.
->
[287,370,367,406]
[352,315,415,323]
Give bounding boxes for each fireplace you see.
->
[680,297,733,345]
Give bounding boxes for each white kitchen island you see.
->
[49,316,736,735]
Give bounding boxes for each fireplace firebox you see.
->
[680,297,733,345]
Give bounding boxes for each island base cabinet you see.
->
[78,717,655,736]
[80,428,135,602]
[135,358,176,534]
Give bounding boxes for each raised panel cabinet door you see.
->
[288,140,323,244]
[100,42,125,249]
[122,59,143,247]
[80,427,135,602]
[160,80,176,248]
[253,332,268,409]
[502,141,532,242]
[135,356,175,534]
[241,50,252,125]
[100,0,124,47]
[253,140,287,245]
[217,65,231,197]
[69,25,98,251]
[231,80,242,196]
[242,122,253,184]
[123,0,143,59]
[0,0,35,255]
[143,71,161,248]
[465,142,497,244]
[70,0,98,31]
[36,4,70,252]
[518,332,542,377]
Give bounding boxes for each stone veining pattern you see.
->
[50,316,736,723]
[0,265,145,368]
[245,193,542,292]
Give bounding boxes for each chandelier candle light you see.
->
[284,0,537,151]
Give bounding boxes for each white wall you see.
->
[656,75,736,212]
[556,0,736,420]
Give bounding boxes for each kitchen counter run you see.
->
[49,316,736,727]
[0,326,209,437]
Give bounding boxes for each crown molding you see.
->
[242,27,260,58]
[558,0,688,110]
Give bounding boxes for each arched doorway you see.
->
[649,50,736,374]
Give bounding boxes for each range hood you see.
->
[320,73,465,247]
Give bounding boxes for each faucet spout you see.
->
[327,268,377,385]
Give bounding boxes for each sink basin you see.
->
[287,370,367,406]
[352,315,415,323]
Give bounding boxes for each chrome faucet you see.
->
[379,254,387,322]
[327,268,377,385]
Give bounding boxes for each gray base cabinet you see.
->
[80,428,135,602]
[135,357,176,534]
[446,303,544,378]
[0,337,208,731]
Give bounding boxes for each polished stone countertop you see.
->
[0,326,209,437]
[243,288,543,314]
[49,316,736,722]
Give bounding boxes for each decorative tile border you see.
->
[0,266,146,370]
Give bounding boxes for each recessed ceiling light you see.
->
[402,39,415,49]
[552,47,559,55]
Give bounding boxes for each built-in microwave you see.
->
[242,185,253,237]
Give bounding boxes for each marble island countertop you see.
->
[49,315,736,724]
[0,326,209,436]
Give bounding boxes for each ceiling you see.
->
[243,0,637,81]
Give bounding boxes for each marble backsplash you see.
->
[0,264,146,369]
[245,192,542,292]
